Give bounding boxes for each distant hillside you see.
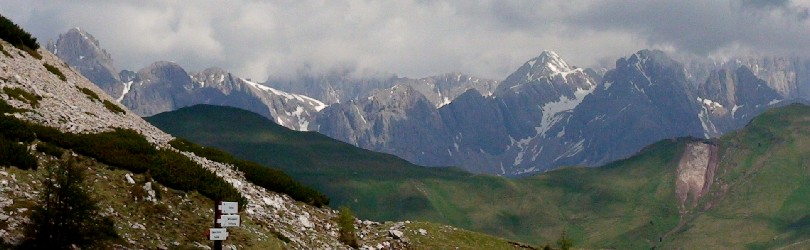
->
[149,103,810,248]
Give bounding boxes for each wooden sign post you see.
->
[211,201,240,250]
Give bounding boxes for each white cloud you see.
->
[2,0,809,81]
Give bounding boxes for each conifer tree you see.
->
[21,157,117,249]
[337,206,359,248]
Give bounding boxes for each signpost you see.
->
[209,228,228,241]
[211,200,240,250]
[219,202,239,214]
[218,214,241,227]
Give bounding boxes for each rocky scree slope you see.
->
[0,39,410,249]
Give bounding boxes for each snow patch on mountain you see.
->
[698,97,724,110]
[116,81,133,102]
[538,87,595,137]
[242,78,327,111]
[731,104,743,118]
[696,98,724,138]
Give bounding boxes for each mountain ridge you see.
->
[56,27,807,176]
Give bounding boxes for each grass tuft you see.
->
[79,87,101,102]
[103,100,126,114]
[43,63,66,81]
[2,86,42,107]
[0,43,10,57]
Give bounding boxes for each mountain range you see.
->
[310,49,795,175]
[53,28,810,176]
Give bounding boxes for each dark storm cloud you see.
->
[568,0,810,58]
[739,0,810,20]
[740,0,791,9]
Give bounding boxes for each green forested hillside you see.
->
[148,103,810,248]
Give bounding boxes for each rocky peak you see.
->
[532,50,572,74]
[608,49,689,95]
[47,27,121,97]
[497,50,593,95]
[619,50,680,73]
[190,67,232,88]
[367,84,430,108]
[136,61,192,86]
[561,49,704,166]
[725,56,801,99]
[46,27,108,65]
[194,67,229,80]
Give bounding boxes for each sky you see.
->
[2,0,810,81]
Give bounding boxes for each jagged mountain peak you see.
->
[497,50,594,94]
[47,27,110,68]
[47,27,122,97]
[620,49,679,70]
[192,67,230,83]
[530,50,571,73]
[523,50,575,79]
[52,28,330,131]
[605,49,688,94]
[430,72,477,84]
[58,27,101,49]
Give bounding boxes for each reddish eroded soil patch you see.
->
[675,142,719,213]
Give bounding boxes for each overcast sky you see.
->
[2,0,810,81]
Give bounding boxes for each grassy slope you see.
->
[663,104,810,249]
[147,104,810,248]
[0,153,285,249]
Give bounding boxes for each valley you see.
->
[149,103,810,248]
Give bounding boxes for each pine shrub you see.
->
[2,86,42,107]
[337,206,359,248]
[78,87,101,102]
[0,114,245,206]
[43,63,66,81]
[103,100,126,114]
[0,13,40,58]
[35,142,63,158]
[0,135,37,170]
[20,157,118,248]
[0,98,22,113]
